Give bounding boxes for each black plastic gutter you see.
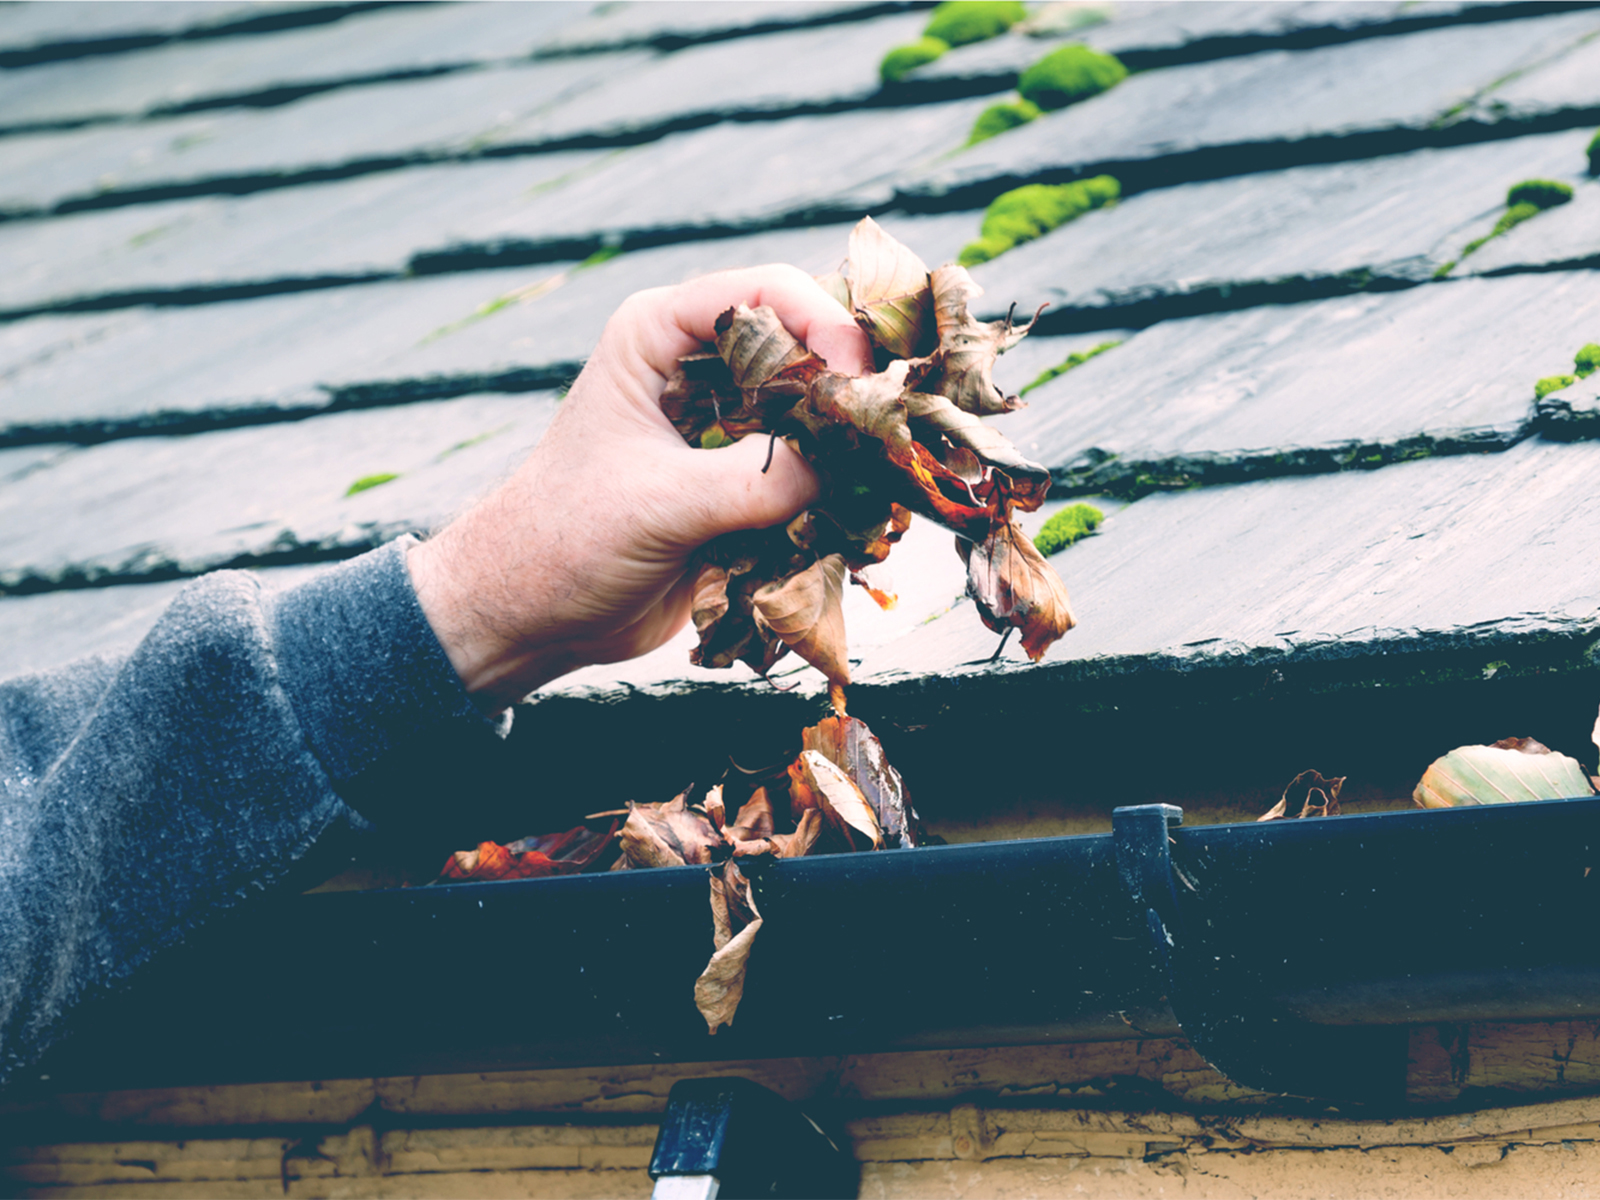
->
[16,796,1600,1102]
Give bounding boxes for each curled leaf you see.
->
[695,915,763,1034]
[790,749,884,849]
[714,304,827,403]
[724,788,776,843]
[753,554,850,687]
[768,808,824,858]
[1257,770,1345,821]
[802,715,922,848]
[619,792,721,868]
[960,520,1076,660]
[1414,737,1596,808]
[815,269,852,311]
[918,265,1034,416]
[847,216,932,359]
[903,388,1051,511]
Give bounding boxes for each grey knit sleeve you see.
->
[0,538,492,1081]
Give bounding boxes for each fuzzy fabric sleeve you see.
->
[0,537,489,1081]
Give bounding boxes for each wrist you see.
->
[405,532,575,711]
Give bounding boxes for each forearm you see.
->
[0,539,493,1080]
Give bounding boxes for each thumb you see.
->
[677,433,821,546]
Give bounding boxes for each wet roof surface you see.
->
[3,0,1598,758]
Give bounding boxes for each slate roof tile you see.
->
[0,393,554,591]
[0,98,995,317]
[1460,174,1600,274]
[898,9,1600,201]
[855,436,1600,688]
[971,128,1595,328]
[905,0,1513,82]
[0,9,935,218]
[534,0,921,56]
[0,213,976,444]
[1,0,1598,723]
[0,3,598,133]
[0,55,646,217]
[991,270,1600,493]
[0,2,382,67]
[0,564,327,679]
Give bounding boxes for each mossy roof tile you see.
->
[897,9,1600,202]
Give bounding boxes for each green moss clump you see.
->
[346,472,399,496]
[967,98,1042,145]
[1018,44,1127,111]
[880,36,949,82]
[1033,503,1104,556]
[925,0,1026,47]
[1019,339,1122,396]
[1574,343,1600,379]
[1589,129,1599,176]
[958,175,1120,266]
[1506,178,1574,210]
[1535,374,1577,400]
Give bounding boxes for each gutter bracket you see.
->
[1114,803,1405,1104]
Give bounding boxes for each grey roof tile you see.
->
[0,2,380,61]
[1465,17,1600,118]
[536,0,919,55]
[968,129,1594,326]
[1460,175,1600,275]
[897,9,1600,202]
[0,213,978,442]
[0,3,599,132]
[989,271,1600,493]
[0,393,555,591]
[907,0,1544,82]
[0,98,994,317]
[0,56,643,218]
[0,10,934,217]
[0,151,607,314]
[855,436,1600,687]
[0,564,327,678]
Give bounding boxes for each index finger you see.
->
[645,263,875,379]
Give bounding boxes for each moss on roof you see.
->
[959,176,1120,266]
[924,1,1027,47]
[1018,44,1127,111]
[966,98,1042,145]
[879,36,950,82]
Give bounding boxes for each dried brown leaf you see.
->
[792,749,884,849]
[725,788,776,843]
[815,269,852,312]
[769,808,824,858]
[920,265,1033,417]
[695,915,763,1034]
[960,519,1076,661]
[703,784,726,831]
[714,304,827,402]
[619,792,721,868]
[801,715,922,848]
[753,554,850,687]
[1257,770,1345,821]
[903,389,1051,511]
[847,216,932,359]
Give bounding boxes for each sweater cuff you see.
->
[267,537,493,788]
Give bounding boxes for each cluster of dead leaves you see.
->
[1258,708,1600,821]
[438,711,921,1034]
[663,217,1076,706]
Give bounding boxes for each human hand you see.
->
[406,265,874,711]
